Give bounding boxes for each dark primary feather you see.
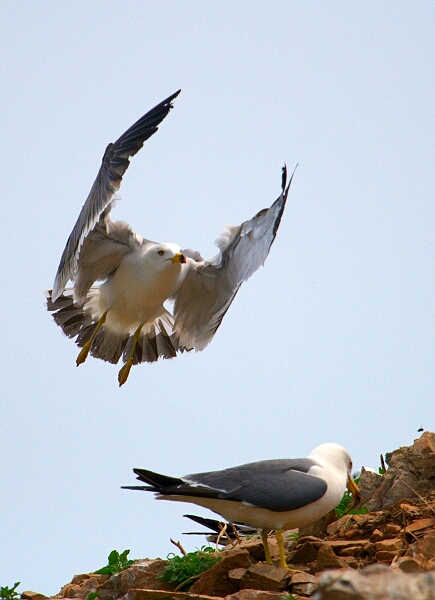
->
[182,514,257,543]
[133,467,185,489]
[124,457,328,513]
[183,514,257,536]
[52,90,181,301]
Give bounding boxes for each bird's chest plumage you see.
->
[101,253,186,322]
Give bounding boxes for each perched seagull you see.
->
[47,90,294,386]
[122,443,359,568]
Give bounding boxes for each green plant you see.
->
[158,546,221,591]
[0,583,20,600]
[85,593,99,600]
[281,594,299,600]
[335,478,368,518]
[286,531,299,543]
[93,549,134,575]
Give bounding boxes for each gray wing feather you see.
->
[228,471,326,511]
[126,458,326,512]
[72,217,142,304]
[173,166,295,350]
[186,458,326,511]
[52,90,181,301]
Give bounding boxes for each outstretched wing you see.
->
[52,90,181,301]
[173,165,296,350]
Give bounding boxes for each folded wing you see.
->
[124,456,327,512]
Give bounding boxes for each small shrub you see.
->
[158,546,221,591]
[0,583,20,600]
[93,549,134,575]
[335,479,368,518]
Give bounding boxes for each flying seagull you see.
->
[47,90,294,385]
[122,443,359,568]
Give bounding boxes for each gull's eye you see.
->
[157,250,164,256]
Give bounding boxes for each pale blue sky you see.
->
[1,1,433,594]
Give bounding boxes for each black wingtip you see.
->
[283,163,298,196]
[132,467,183,489]
[281,164,287,191]
[166,89,181,107]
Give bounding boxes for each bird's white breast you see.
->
[99,248,188,331]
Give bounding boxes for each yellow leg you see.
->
[76,311,108,366]
[276,529,288,568]
[261,529,273,565]
[118,323,143,387]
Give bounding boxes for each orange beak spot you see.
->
[170,253,186,264]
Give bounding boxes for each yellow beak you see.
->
[347,475,360,497]
[170,253,186,264]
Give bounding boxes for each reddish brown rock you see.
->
[287,541,318,564]
[340,557,360,569]
[384,523,401,536]
[67,586,84,598]
[21,592,49,600]
[299,510,337,538]
[394,501,423,519]
[374,538,403,553]
[320,539,368,551]
[339,545,365,557]
[119,563,176,594]
[363,542,376,559]
[358,469,384,504]
[326,514,354,537]
[125,590,216,600]
[366,432,435,511]
[394,557,422,572]
[227,563,290,592]
[189,549,251,597]
[289,571,319,596]
[343,529,359,539]
[315,545,349,570]
[375,551,397,563]
[370,529,383,542]
[406,530,435,564]
[59,574,110,599]
[405,517,435,534]
[327,512,384,539]
[225,591,286,600]
[62,577,102,598]
[227,568,248,583]
[234,538,266,562]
